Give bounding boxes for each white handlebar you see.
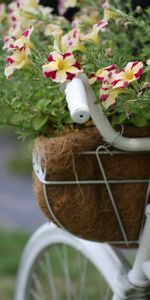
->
[65,78,90,124]
[64,76,150,152]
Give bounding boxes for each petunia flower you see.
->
[4,47,32,78]
[89,64,116,84]
[64,29,86,52]
[8,0,48,39]
[103,0,123,22]
[42,51,82,83]
[8,21,23,40]
[8,1,21,22]
[8,3,29,39]
[12,26,34,50]
[3,36,16,51]
[53,29,86,53]
[100,82,122,109]
[111,61,143,89]
[53,30,66,53]
[81,19,108,45]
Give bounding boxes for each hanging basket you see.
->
[33,126,150,247]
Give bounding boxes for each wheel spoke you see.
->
[62,245,77,300]
[78,256,88,300]
[29,288,42,300]
[31,273,46,300]
[103,285,112,300]
[17,234,113,300]
[43,250,60,300]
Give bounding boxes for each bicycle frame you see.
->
[64,76,150,299]
[29,76,150,300]
[89,204,150,299]
[91,204,150,299]
[15,213,150,300]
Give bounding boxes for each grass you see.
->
[0,229,30,300]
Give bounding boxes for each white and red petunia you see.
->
[89,64,116,84]
[3,36,16,51]
[100,82,122,109]
[4,47,32,78]
[54,29,86,53]
[12,26,34,50]
[81,19,108,45]
[8,21,23,40]
[65,28,86,52]
[42,51,82,83]
[111,61,143,89]
[8,1,21,22]
[8,0,43,39]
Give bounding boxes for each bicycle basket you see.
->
[33,126,150,247]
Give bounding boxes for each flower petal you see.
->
[55,70,67,83]
[42,62,58,73]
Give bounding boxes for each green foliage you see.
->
[0,229,30,300]
[0,229,29,275]
[0,50,72,139]
[0,0,149,139]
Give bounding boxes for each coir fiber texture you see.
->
[33,126,150,246]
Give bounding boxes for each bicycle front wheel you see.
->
[15,223,113,300]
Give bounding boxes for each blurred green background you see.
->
[0,1,51,299]
[0,1,29,298]
[0,0,11,3]
[0,128,46,300]
[0,230,29,300]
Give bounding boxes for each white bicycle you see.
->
[15,76,150,300]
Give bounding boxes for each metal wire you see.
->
[95,145,128,243]
[33,148,150,245]
[139,179,150,241]
[43,182,66,231]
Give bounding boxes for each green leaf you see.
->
[143,65,150,74]
[116,113,126,124]
[9,113,28,124]
[63,114,73,124]
[36,99,51,110]
[142,106,150,120]
[32,115,49,131]
[132,114,148,127]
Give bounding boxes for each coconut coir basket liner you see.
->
[33,126,150,246]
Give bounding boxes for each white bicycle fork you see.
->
[111,205,150,299]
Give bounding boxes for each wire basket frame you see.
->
[33,146,150,245]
